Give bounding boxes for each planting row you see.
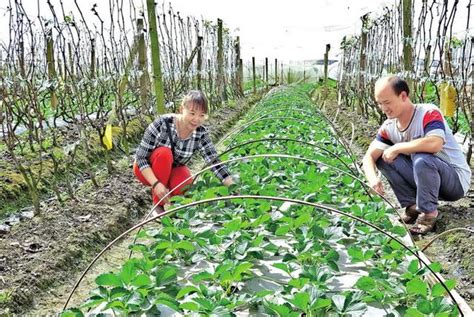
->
[62,84,460,316]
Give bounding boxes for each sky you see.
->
[0,0,471,64]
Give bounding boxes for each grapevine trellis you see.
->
[338,0,473,162]
[62,85,471,316]
[0,0,244,214]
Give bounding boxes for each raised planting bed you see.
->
[61,84,472,316]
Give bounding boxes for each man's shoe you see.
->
[409,213,437,235]
[401,205,420,224]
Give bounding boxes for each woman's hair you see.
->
[182,90,208,113]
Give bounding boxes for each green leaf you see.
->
[161,216,173,227]
[325,249,339,262]
[406,277,428,297]
[390,225,407,236]
[389,239,403,250]
[105,300,127,310]
[408,259,420,274]
[417,299,432,314]
[290,292,309,311]
[224,218,242,232]
[445,279,456,290]
[431,283,446,297]
[79,297,107,309]
[313,298,332,309]
[288,278,309,289]
[348,247,363,262]
[255,290,274,298]
[156,297,180,312]
[176,286,200,299]
[252,214,271,227]
[175,240,195,251]
[265,302,291,316]
[405,308,424,317]
[132,274,152,287]
[273,263,290,275]
[180,302,199,312]
[294,213,311,228]
[110,287,128,300]
[155,266,177,286]
[429,262,442,273]
[155,241,172,250]
[327,260,340,272]
[275,224,290,236]
[356,276,376,292]
[120,260,137,285]
[192,271,214,282]
[95,273,122,287]
[234,262,253,279]
[60,309,84,317]
[363,249,375,261]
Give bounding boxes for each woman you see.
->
[134,90,234,210]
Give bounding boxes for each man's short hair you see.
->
[387,76,410,96]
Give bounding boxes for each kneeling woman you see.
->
[134,90,234,210]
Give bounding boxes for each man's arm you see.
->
[382,136,443,163]
[362,142,385,195]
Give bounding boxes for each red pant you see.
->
[133,147,193,205]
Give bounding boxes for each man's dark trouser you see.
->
[376,153,464,213]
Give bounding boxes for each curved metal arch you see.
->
[245,104,359,171]
[221,116,340,151]
[217,137,359,176]
[127,153,400,262]
[245,106,320,123]
[314,106,361,173]
[64,195,462,313]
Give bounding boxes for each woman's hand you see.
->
[153,182,170,204]
[222,176,234,187]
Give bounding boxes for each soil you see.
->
[319,92,474,308]
[0,97,256,315]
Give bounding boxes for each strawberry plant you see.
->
[62,84,461,316]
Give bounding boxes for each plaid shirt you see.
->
[135,114,231,181]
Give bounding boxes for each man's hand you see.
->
[153,182,170,204]
[369,178,385,195]
[382,145,400,163]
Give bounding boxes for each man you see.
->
[362,76,471,234]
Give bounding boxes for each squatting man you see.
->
[362,76,471,234]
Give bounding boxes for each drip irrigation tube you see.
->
[63,195,463,314]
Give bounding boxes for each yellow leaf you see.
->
[102,124,113,150]
[439,82,456,117]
